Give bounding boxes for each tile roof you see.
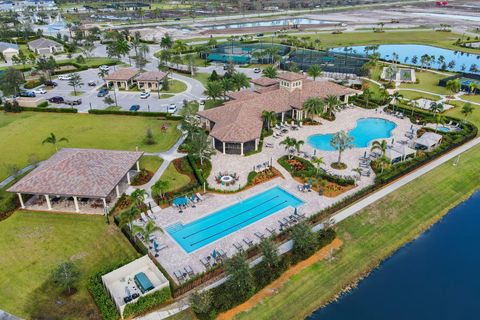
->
[276,71,306,81]
[198,79,357,143]
[104,68,140,81]
[28,37,62,49]
[251,77,279,87]
[136,70,167,81]
[8,148,143,198]
[226,90,259,100]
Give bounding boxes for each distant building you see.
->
[0,41,19,61]
[27,37,64,55]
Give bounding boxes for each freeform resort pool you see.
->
[308,118,396,151]
[166,186,303,253]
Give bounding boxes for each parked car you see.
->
[44,80,57,87]
[129,104,140,112]
[256,33,264,37]
[87,80,96,86]
[48,96,64,103]
[140,91,150,99]
[65,99,82,106]
[167,103,177,114]
[253,67,261,73]
[19,91,36,97]
[223,64,229,70]
[58,74,73,81]
[199,99,205,106]
[33,88,47,94]
[99,65,110,72]
[97,88,109,97]
[174,17,181,21]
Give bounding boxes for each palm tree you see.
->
[205,81,223,102]
[461,102,474,122]
[231,72,250,91]
[118,206,139,231]
[389,91,403,112]
[262,110,276,130]
[172,40,188,54]
[371,140,388,157]
[98,68,108,85]
[42,133,69,151]
[351,167,363,182]
[435,114,446,133]
[312,157,325,175]
[307,64,322,80]
[294,139,304,154]
[430,102,444,132]
[445,79,460,96]
[132,220,162,243]
[330,131,354,165]
[468,81,478,95]
[68,73,83,96]
[362,88,373,108]
[303,97,324,118]
[325,95,340,118]
[280,137,297,159]
[262,65,277,79]
[130,189,147,211]
[151,180,169,200]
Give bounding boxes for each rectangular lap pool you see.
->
[166,186,303,253]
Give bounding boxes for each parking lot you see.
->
[35,68,199,113]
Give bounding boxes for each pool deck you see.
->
[139,107,418,283]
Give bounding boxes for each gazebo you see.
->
[414,132,443,151]
[8,148,143,214]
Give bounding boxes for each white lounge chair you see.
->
[195,193,204,201]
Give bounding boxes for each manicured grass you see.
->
[446,102,480,130]
[0,211,139,319]
[190,72,210,87]
[159,162,191,192]
[0,112,181,181]
[399,70,452,95]
[460,94,480,104]
[166,308,198,320]
[396,90,442,102]
[0,57,119,71]
[235,145,480,320]
[162,79,187,94]
[140,155,163,173]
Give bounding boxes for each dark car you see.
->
[44,80,58,87]
[97,88,109,97]
[65,99,82,106]
[129,104,140,112]
[88,80,96,86]
[19,91,35,97]
[174,17,181,21]
[256,33,264,37]
[48,96,64,103]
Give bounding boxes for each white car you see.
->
[58,74,73,81]
[167,104,177,114]
[33,88,47,94]
[253,68,261,73]
[99,65,110,71]
[140,91,150,99]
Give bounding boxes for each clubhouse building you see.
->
[197,72,357,155]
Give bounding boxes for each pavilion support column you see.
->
[212,137,215,148]
[102,198,107,209]
[17,193,25,209]
[344,95,349,103]
[281,112,285,123]
[116,185,120,198]
[136,161,140,172]
[255,139,259,151]
[127,172,131,185]
[73,196,79,213]
[222,142,226,154]
[240,142,244,156]
[45,195,52,210]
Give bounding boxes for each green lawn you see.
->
[460,94,480,104]
[0,211,139,319]
[162,79,187,94]
[0,57,118,71]
[189,72,210,87]
[446,102,480,129]
[235,145,480,320]
[396,90,442,102]
[399,70,453,95]
[140,155,163,173]
[160,162,192,192]
[0,112,181,181]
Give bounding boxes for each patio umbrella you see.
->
[294,207,297,215]
[212,250,217,258]
[392,138,395,144]
[364,151,367,158]
[314,149,317,156]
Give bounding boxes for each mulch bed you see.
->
[131,169,154,186]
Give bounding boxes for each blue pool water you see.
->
[331,44,480,74]
[166,186,303,253]
[204,18,330,30]
[308,118,396,151]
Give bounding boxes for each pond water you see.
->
[307,118,396,151]
[308,191,480,320]
[203,18,332,30]
[331,44,480,74]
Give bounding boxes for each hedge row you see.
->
[123,287,171,318]
[0,106,78,113]
[87,109,183,120]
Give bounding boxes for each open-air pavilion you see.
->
[414,132,443,151]
[8,148,143,214]
[386,143,417,163]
